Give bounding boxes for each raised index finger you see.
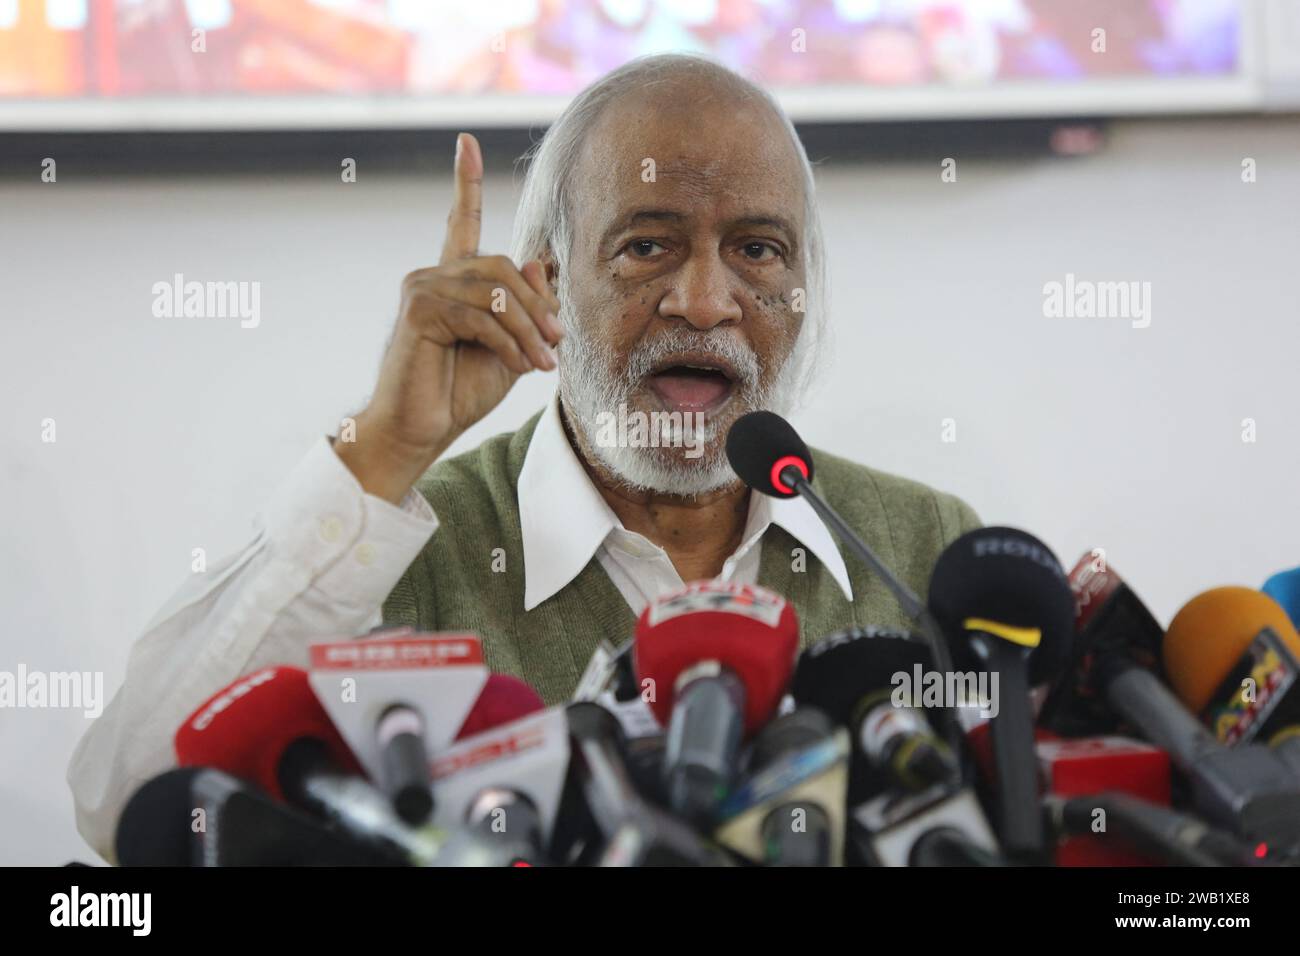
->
[440,132,483,265]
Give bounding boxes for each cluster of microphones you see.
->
[114,412,1300,866]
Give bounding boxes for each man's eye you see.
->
[627,239,664,257]
[742,242,779,261]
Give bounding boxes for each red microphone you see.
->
[174,666,439,864]
[635,580,799,824]
[455,674,545,740]
[174,667,361,801]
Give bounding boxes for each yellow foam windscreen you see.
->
[1163,586,1300,714]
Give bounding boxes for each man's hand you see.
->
[338,133,563,504]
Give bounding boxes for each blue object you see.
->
[1263,566,1300,628]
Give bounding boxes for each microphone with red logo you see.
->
[174,666,446,865]
[307,631,490,825]
[634,580,799,825]
[1027,557,1300,852]
[1039,553,1166,736]
[426,679,561,866]
[927,527,1076,864]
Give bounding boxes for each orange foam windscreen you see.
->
[1163,587,1300,713]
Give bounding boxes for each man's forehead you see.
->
[575,93,803,207]
[577,120,804,238]
[589,122,797,179]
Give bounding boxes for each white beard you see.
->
[555,286,801,498]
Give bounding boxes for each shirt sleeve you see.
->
[66,436,438,863]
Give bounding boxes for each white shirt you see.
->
[520,394,852,614]
[67,393,851,861]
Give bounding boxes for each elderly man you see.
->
[68,54,978,860]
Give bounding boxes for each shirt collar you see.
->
[517,393,854,611]
[763,488,856,604]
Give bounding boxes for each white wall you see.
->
[2,117,1297,865]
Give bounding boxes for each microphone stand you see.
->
[782,466,964,760]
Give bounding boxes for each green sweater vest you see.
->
[381,410,980,705]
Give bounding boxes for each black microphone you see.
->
[790,627,961,802]
[116,767,398,866]
[725,411,959,741]
[927,527,1075,864]
[376,703,435,825]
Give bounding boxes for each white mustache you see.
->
[622,328,760,391]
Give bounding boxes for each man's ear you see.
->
[541,251,559,293]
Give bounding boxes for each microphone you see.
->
[789,627,960,802]
[725,411,957,683]
[562,702,733,866]
[1035,562,1300,851]
[420,676,556,867]
[174,666,444,865]
[1035,735,1171,866]
[712,708,850,866]
[374,673,545,826]
[634,579,799,824]
[455,674,546,739]
[1270,727,1300,779]
[307,631,489,821]
[1163,587,1300,746]
[1039,553,1166,736]
[116,769,202,867]
[429,700,568,865]
[376,705,433,825]
[116,767,396,866]
[1045,791,1258,867]
[1096,654,1300,849]
[850,780,1003,867]
[576,638,665,749]
[927,527,1075,864]
[1264,566,1300,628]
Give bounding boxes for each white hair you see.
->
[509,53,828,402]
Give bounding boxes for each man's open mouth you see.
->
[644,356,739,414]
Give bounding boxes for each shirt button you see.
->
[355,542,376,566]
[319,514,343,543]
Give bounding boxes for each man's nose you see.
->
[658,253,743,331]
